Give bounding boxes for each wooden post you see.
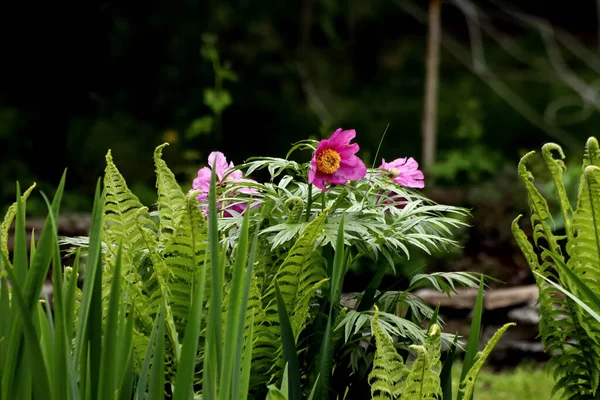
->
[422,0,441,169]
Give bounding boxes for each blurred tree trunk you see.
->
[422,0,441,169]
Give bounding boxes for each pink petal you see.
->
[336,158,367,181]
[207,151,231,181]
[329,128,356,147]
[192,167,212,192]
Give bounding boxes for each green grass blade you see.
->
[135,303,161,400]
[117,301,135,400]
[219,208,251,400]
[2,176,65,400]
[307,374,320,400]
[172,251,207,400]
[440,333,458,400]
[274,282,301,400]
[314,214,345,398]
[73,179,104,398]
[233,226,259,400]
[238,310,255,400]
[202,163,222,400]
[23,171,65,315]
[3,264,52,400]
[40,191,69,400]
[99,242,123,400]
[38,300,54,387]
[0,275,10,377]
[457,276,484,400]
[148,301,166,400]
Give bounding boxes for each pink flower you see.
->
[308,128,367,190]
[191,151,258,216]
[379,157,424,188]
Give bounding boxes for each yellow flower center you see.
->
[389,168,400,177]
[316,148,341,175]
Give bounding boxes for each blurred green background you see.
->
[1,0,598,287]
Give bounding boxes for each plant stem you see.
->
[305,184,313,222]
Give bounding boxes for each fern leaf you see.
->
[255,210,329,386]
[517,151,560,254]
[0,183,36,266]
[398,324,442,400]
[154,143,187,247]
[458,322,515,400]
[264,209,329,338]
[368,306,408,399]
[513,217,598,398]
[162,193,208,334]
[136,211,181,358]
[542,143,574,239]
[103,149,155,256]
[565,165,600,391]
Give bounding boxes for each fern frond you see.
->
[513,216,598,398]
[0,183,36,266]
[398,324,442,400]
[163,194,208,330]
[458,322,515,400]
[264,209,329,338]
[254,210,329,386]
[154,143,187,247]
[517,151,560,254]
[369,306,408,399]
[542,143,574,239]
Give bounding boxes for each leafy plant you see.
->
[2,128,512,399]
[513,136,600,398]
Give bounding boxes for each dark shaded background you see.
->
[1,0,598,286]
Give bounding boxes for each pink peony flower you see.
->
[379,157,424,188]
[308,128,367,191]
[191,151,258,216]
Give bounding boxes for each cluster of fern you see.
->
[1,140,515,399]
[513,137,600,399]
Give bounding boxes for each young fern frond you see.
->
[162,194,209,334]
[255,210,330,385]
[457,322,515,400]
[398,325,442,400]
[369,306,408,399]
[0,182,35,269]
[154,143,188,247]
[263,209,329,339]
[513,217,598,398]
[514,137,600,398]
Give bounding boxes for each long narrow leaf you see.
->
[172,251,208,400]
[440,333,458,400]
[274,282,301,400]
[219,208,251,400]
[457,275,484,400]
[3,263,52,400]
[73,178,104,398]
[148,301,166,400]
[232,222,259,400]
[99,243,123,400]
[202,158,222,399]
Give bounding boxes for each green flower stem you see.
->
[321,189,326,212]
[305,184,313,222]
